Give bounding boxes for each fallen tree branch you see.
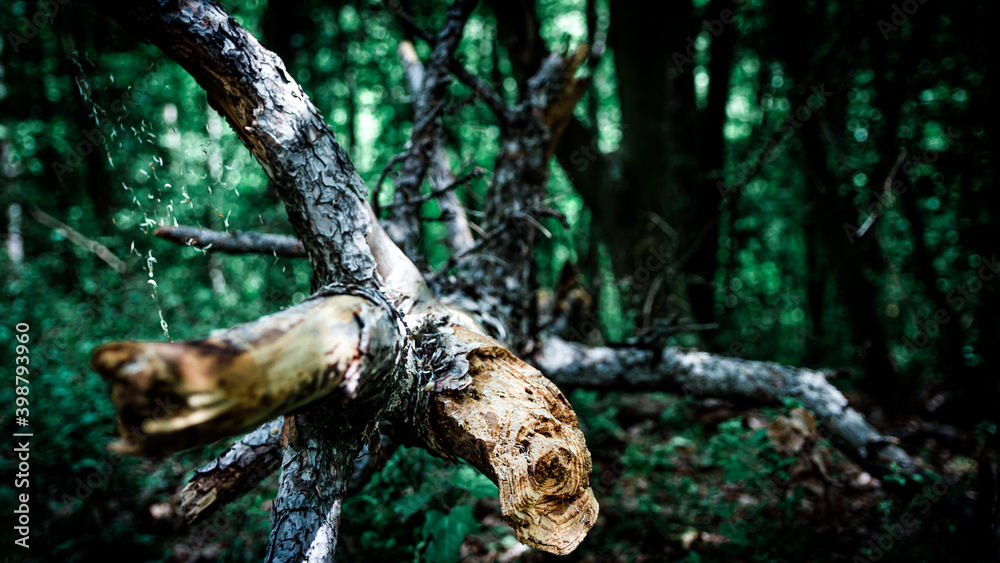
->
[154,226,306,257]
[535,335,928,481]
[30,206,127,273]
[179,418,284,524]
[179,422,395,526]
[91,287,405,457]
[385,2,477,258]
[89,1,600,557]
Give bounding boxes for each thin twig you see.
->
[856,147,907,240]
[386,3,510,123]
[30,206,127,273]
[383,166,484,210]
[372,153,408,215]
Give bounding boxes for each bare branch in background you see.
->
[154,225,306,258]
[30,206,127,273]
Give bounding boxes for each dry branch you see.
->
[390,324,598,555]
[398,40,476,254]
[180,418,284,524]
[385,2,477,258]
[91,289,404,457]
[461,47,591,350]
[155,226,306,258]
[179,422,395,526]
[535,335,927,480]
[30,206,127,273]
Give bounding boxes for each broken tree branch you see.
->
[179,418,284,525]
[535,335,928,481]
[154,225,306,258]
[385,1,477,258]
[89,1,600,557]
[30,206,127,273]
[91,287,405,457]
[388,323,598,555]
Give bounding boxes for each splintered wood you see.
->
[430,327,599,555]
[90,294,402,457]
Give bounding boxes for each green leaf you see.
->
[421,504,479,563]
[395,490,433,522]
[453,466,499,499]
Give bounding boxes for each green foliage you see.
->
[419,504,478,563]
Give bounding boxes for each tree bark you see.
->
[154,225,306,258]
[91,287,406,457]
[535,335,927,481]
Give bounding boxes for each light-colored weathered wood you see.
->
[428,327,599,555]
[91,292,404,457]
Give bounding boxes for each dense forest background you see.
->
[0,0,997,561]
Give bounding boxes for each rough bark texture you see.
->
[458,47,589,351]
[535,335,926,480]
[398,40,475,255]
[266,411,357,563]
[90,0,428,295]
[180,418,284,525]
[385,1,476,258]
[179,421,395,527]
[155,225,306,258]
[91,288,405,457]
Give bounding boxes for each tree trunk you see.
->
[83,1,937,560]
